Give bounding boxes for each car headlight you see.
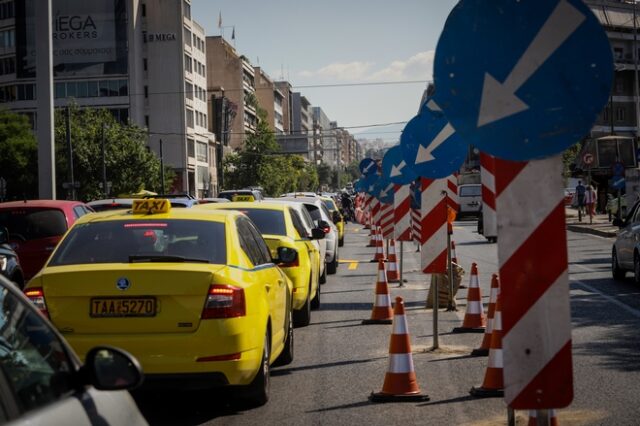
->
[0,255,6,272]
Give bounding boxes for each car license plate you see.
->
[90,297,156,318]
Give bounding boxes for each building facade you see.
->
[3,0,217,197]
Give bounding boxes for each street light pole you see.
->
[101,124,108,198]
[159,139,165,192]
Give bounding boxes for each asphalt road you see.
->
[133,221,640,425]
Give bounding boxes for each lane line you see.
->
[348,262,358,270]
[572,279,640,319]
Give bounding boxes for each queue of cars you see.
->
[0,189,346,421]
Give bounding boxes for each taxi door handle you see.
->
[277,279,284,287]
[265,283,272,292]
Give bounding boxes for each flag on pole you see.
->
[217,11,222,29]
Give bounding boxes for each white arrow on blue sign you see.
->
[374,178,394,204]
[400,98,467,178]
[382,145,417,185]
[433,0,613,161]
[359,158,378,176]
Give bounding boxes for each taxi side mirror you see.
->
[82,346,144,391]
[274,247,298,265]
[311,228,326,240]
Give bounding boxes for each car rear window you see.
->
[237,209,286,236]
[322,200,336,212]
[49,219,226,266]
[459,186,481,197]
[304,205,322,222]
[0,208,67,240]
[90,203,132,212]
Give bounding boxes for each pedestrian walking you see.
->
[575,180,586,215]
[585,185,597,216]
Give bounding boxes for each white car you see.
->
[0,272,146,425]
[279,197,339,275]
[457,184,482,218]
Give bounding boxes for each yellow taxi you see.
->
[24,199,293,406]
[320,196,344,247]
[196,201,324,327]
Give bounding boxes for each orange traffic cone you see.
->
[453,263,486,333]
[386,239,400,283]
[471,274,500,356]
[370,297,430,402]
[362,260,393,325]
[528,409,559,426]
[367,216,376,246]
[470,294,503,397]
[371,226,386,262]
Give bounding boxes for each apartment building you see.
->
[313,107,336,167]
[3,0,217,197]
[254,67,284,134]
[205,35,257,151]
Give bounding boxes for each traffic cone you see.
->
[471,274,500,356]
[367,216,376,246]
[371,226,386,262]
[469,294,504,397]
[453,263,486,333]
[369,297,430,402]
[528,409,559,426]
[386,239,400,283]
[362,260,393,325]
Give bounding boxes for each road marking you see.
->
[573,279,640,319]
[348,262,358,270]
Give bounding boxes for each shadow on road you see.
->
[418,394,476,407]
[271,357,385,377]
[306,399,372,413]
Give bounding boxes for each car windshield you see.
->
[237,209,286,236]
[49,219,226,266]
[0,208,67,240]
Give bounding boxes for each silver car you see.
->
[0,270,146,425]
[279,197,339,275]
[612,199,640,283]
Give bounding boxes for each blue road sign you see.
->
[354,178,367,193]
[376,178,395,205]
[382,145,417,185]
[613,161,625,177]
[400,99,467,178]
[611,177,625,190]
[363,173,379,196]
[433,0,613,161]
[359,158,378,176]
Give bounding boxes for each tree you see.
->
[316,163,332,187]
[55,105,173,201]
[0,110,38,200]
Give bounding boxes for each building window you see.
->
[183,1,191,20]
[184,54,192,73]
[616,106,626,122]
[185,82,193,100]
[0,56,14,75]
[0,1,14,20]
[144,115,149,128]
[186,108,194,128]
[0,29,14,48]
[183,27,191,47]
[187,138,195,157]
[144,85,148,99]
[614,47,624,61]
[196,141,207,162]
[141,3,146,17]
[143,58,147,71]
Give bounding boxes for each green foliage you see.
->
[562,143,581,179]
[223,106,318,196]
[316,163,332,186]
[0,110,38,200]
[55,105,172,201]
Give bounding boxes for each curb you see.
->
[566,224,617,238]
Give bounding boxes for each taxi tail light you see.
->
[202,285,245,319]
[24,288,49,319]
[322,226,331,234]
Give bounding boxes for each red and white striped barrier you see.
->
[380,202,395,240]
[480,153,497,240]
[420,178,448,273]
[371,197,381,228]
[447,173,459,212]
[495,155,572,409]
[394,184,413,241]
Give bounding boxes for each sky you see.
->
[191,0,459,143]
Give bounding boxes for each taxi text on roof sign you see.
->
[232,194,255,202]
[132,199,171,214]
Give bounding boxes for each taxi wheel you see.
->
[319,265,327,284]
[293,291,311,327]
[274,307,294,366]
[311,280,320,310]
[612,248,625,280]
[327,256,337,274]
[244,330,270,407]
[338,236,344,247]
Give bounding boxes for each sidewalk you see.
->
[565,207,619,238]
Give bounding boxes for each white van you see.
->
[458,184,482,218]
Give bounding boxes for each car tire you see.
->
[311,280,320,310]
[293,291,311,327]
[338,236,344,247]
[319,264,327,284]
[274,306,294,366]
[243,330,270,407]
[612,248,626,280]
[327,256,337,274]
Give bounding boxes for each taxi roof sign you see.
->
[132,199,171,214]
[232,194,255,202]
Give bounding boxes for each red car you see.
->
[0,200,94,281]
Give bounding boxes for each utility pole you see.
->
[159,139,165,192]
[65,106,75,200]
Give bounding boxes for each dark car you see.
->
[218,189,265,202]
[0,200,94,281]
[0,227,23,288]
